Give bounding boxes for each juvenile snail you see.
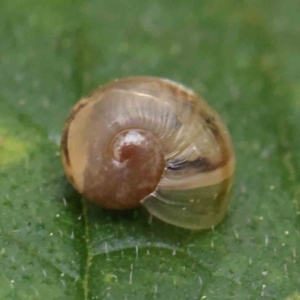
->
[61,77,235,230]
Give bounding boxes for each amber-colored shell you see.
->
[61,77,235,230]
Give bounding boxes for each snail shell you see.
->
[61,77,235,230]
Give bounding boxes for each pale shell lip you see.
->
[159,156,235,190]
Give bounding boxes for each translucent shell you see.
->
[61,77,235,230]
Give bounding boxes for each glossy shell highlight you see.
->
[61,77,235,230]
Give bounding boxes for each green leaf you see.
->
[1,0,300,299]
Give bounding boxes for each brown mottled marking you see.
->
[161,78,196,102]
[61,99,89,166]
[167,156,226,173]
[68,174,75,185]
[202,114,220,138]
[86,86,103,99]
[199,109,231,163]
[61,149,74,186]
[63,99,95,193]
[67,98,90,123]
[165,82,190,98]
[161,157,235,190]
[61,127,71,166]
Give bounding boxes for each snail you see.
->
[61,77,235,230]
